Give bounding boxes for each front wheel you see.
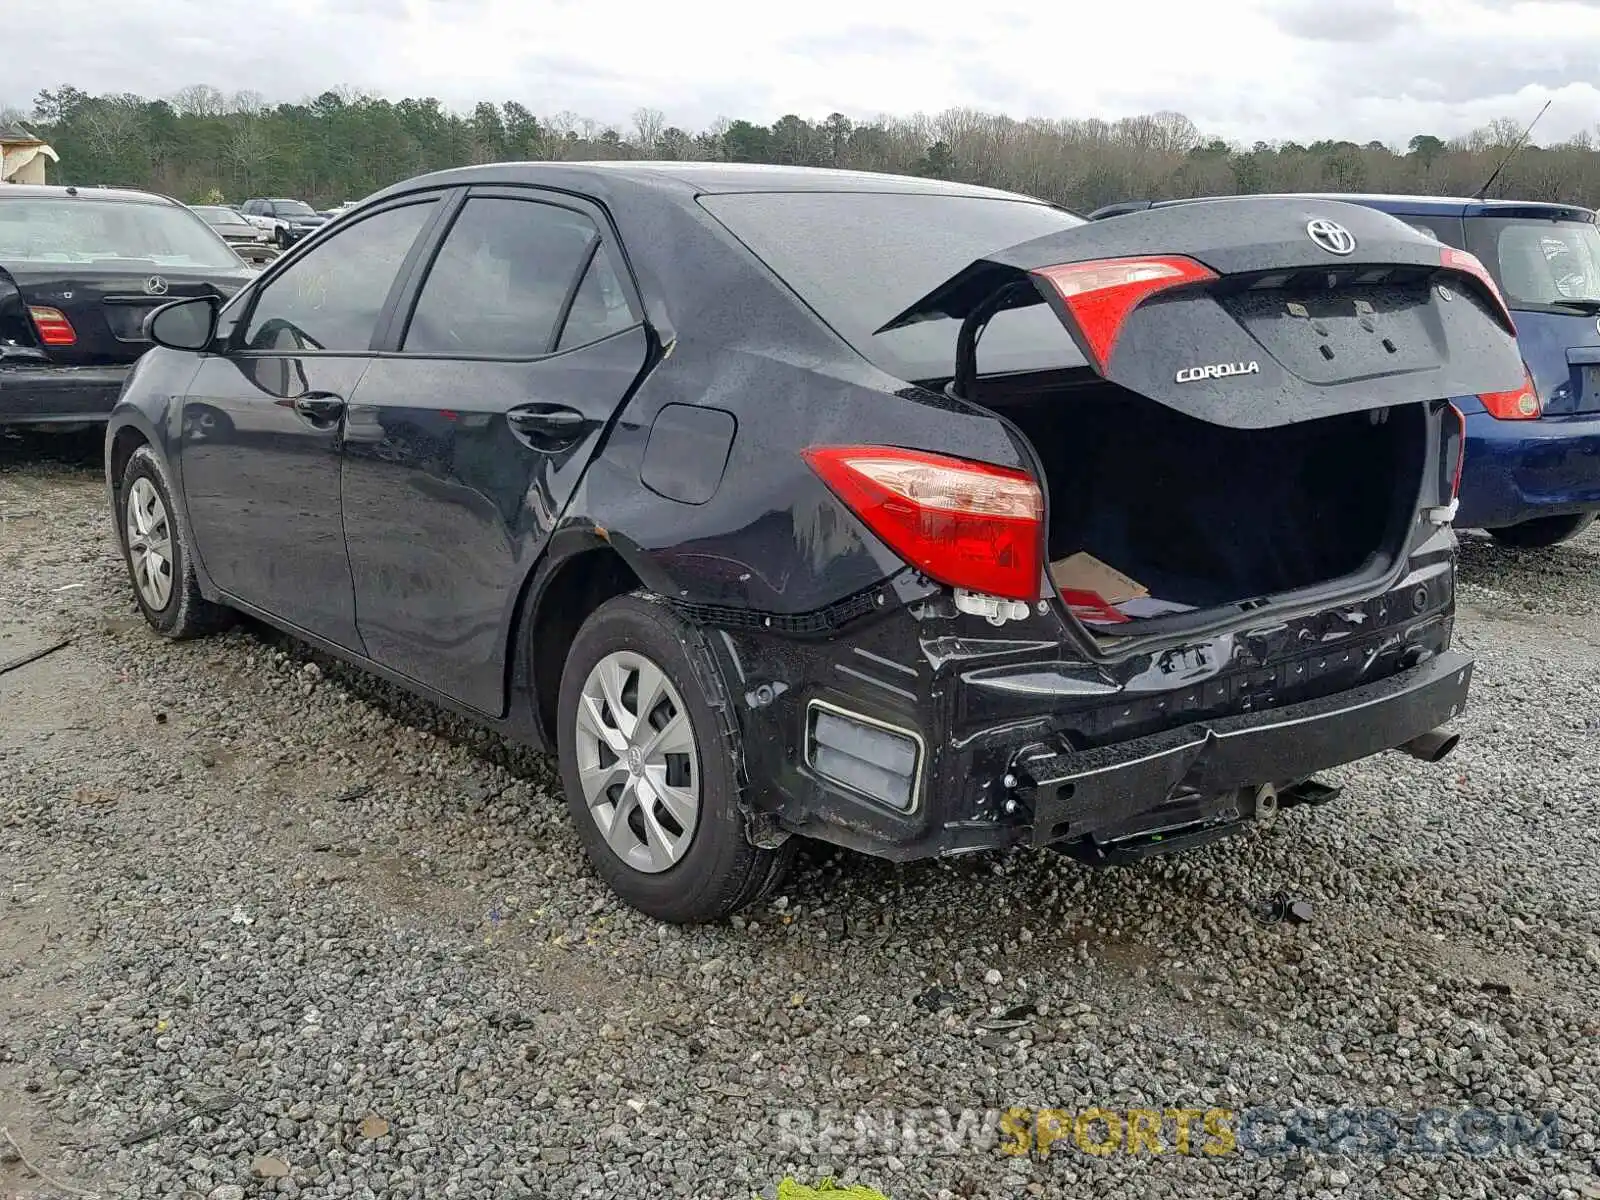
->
[1487,512,1596,548]
[556,594,791,923]
[117,446,231,638]
[272,226,290,249]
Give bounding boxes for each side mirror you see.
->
[145,296,220,352]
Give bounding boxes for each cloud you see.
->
[1271,0,1413,43]
[783,25,938,58]
[5,0,1600,147]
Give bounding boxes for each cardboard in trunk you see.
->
[1050,551,1198,625]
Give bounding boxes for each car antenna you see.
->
[1474,99,1552,199]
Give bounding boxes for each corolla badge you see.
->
[1175,360,1260,383]
[1307,218,1356,255]
[143,275,169,296]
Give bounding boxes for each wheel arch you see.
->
[511,530,653,748]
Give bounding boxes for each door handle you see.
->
[507,406,586,437]
[293,393,345,423]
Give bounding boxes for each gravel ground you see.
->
[2,431,1598,1200]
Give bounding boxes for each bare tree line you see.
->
[6,83,1598,213]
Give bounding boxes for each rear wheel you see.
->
[118,446,231,638]
[556,594,791,923]
[1487,512,1596,548]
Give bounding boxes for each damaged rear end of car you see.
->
[701,196,1523,866]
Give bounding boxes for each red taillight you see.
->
[1479,364,1541,421]
[1031,255,1218,371]
[1447,402,1466,500]
[1439,247,1517,335]
[27,306,76,346]
[802,445,1044,602]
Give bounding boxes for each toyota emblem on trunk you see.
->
[1306,219,1356,256]
[143,276,169,296]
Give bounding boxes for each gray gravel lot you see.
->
[2,432,1598,1200]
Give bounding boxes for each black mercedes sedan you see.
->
[1,185,255,432]
[105,162,1521,922]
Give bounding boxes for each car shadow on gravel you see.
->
[0,429,103,473]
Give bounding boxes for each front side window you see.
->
[239,201,435,353]
[402,197,603,357]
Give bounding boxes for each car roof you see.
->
[0,183,179,206]
[370,160,1056,206]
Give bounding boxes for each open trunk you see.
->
[976,375,1427,628]
[879,196,1526,631]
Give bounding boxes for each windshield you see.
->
[699,191,1087,381]
[195,206,249,226]
[1468,216,1600,309]
[275,201,317,217]
[0,198,244,269]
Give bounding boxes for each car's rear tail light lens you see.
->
[28,306,76,346]
[801,445,1044,601]
[1479,364,1541,420]
[1439,247,1517,335]
[1030,256,1218,370]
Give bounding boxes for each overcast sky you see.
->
[9,0,1600,146]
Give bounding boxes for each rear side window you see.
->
[239,201,435,353]
[403,197,606,356]
[556,243,636,351]
[1467,216,1600,309]
[699,191,1087,382]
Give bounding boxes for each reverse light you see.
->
[1479,364,1542,421]
[801,445,1044,602]
[28,306,76,346]
[1439,247,1517,335]
[1031,255,1218,370]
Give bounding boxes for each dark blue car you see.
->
[1091,194,1600,547]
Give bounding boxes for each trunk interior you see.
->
[976,377,1427,631]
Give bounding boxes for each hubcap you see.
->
[124,477,174,611]
[574,649,700,874]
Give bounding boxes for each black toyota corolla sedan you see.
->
[105,162,1521,922]
[1,185,255,431]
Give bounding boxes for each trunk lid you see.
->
[880,197,1526,428]
[3,265,245,367]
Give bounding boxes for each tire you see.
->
[556,593,792,923]
[117,445,232,639]
[1487,512,1597,549]
[273,226,290,249]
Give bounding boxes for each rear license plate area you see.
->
[1577,364,1600,408]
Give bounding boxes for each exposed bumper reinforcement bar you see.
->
[1012,650,1473,848]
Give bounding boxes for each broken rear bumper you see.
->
[710,582,1470,863]
[1010,650,1472,852]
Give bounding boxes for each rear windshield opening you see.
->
[1467,216,1600,311]
[0,198,242,270]
[699,189,1088,382]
